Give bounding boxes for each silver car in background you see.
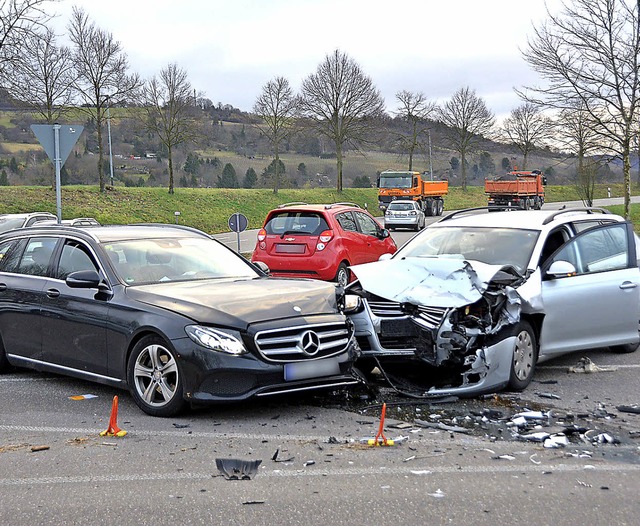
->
[345,207,640,397]
[383,200,426,231]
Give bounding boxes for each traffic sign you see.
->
[228,212,248,233]
[31,124,83,165]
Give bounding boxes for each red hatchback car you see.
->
[252,203,397,286]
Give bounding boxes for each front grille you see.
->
[254,321,352,362]
[368,299,405,318]
[413,305,448,329]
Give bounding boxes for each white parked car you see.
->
[345,207,640,397]
[384,200,426,231]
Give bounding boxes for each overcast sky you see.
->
[51,0,564,120]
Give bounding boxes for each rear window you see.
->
[264,212,329,236]
[388,202,416,211]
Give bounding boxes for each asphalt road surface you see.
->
[2,196,640,524]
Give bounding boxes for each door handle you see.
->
[620,281,638,290]
[46,289,60,298]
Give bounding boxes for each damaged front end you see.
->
[345,257,537,397]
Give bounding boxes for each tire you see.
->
[334,263,350,287]
[610,342,640,353]
[127,335,186,417]
[424,199,433,216]
[508,321,538,391]
[0,338,10,373]
[436,199,444,216]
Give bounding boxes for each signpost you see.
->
[30,124,84,222]
[228,212,248,253]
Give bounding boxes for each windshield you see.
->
[396,226,540,272]
[103,237,259,285]
[379,175,412,189]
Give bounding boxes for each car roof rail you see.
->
[325,202,360,209]
[277,202,308,208]
[542,207,611,225]
[437,206,521,222]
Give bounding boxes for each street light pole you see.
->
[428,129,433,181]
[106,96,114,187]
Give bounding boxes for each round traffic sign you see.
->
[228,212,248,233]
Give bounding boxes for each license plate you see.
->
[284,358,340,381]
[275,244,306,254]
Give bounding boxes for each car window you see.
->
[16,237,58,277]
[264,212,328,236]
[398,226,539,273]
[388,202,416,211]
[551,223,630,275]
[0,238,25,273]
[336,212,358,232]
[56,240,99,280]
[0,216,26,233]
[104,237,259,285]
[354,211,379,236]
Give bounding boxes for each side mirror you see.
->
[546,260,576,278]
[378,228,390,239]
[66,269,101,288]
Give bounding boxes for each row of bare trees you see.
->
[2,1,640,216]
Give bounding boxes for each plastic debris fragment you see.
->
[215,458,262,480]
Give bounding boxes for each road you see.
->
[2,196,640,524]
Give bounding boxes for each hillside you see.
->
[0,184,634,235]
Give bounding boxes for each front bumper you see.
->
[173,330,360,403]
[349,303,513,397]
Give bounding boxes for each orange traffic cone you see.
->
[100,395,127,437]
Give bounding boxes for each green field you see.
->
[0,184,636,234]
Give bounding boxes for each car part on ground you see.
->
[346,207,640,398]
[0,223,360,416]
[251,202,397,284]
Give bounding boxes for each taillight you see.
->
[257,228,267,242]
[317,229,333,251]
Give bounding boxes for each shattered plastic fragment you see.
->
[215,458,262,480]
[428,489,446,498]
[544,434,569,448]
[568,357,617,373]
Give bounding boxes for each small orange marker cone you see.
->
[100,395,127,437]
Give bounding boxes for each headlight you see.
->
[185,326,248,355]
[342,293,363,314]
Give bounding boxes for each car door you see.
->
[539,222,640,355]
[353,211,394,264]
[40,238,109,375]
[0,236,58,362]
[335,211,370,264]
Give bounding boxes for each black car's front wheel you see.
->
[127,336,186,417]
[508,321,537,391]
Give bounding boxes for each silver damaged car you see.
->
[344,208,640,397]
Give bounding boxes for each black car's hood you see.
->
[125,277,340,329]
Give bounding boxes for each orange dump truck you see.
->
[485,170,547,210]
[377,170,449,216]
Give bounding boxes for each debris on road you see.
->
[215,458,262,480]
[30,445,50,452]
[568,357,618,374]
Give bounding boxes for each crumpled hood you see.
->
[126,277,340,329]
[350,257,524,307]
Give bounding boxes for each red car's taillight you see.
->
[257,228,267,242]
[317,229,334,251]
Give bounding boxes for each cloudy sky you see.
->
[50,0,564,120]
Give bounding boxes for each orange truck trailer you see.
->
[377,170,449,216]
[485,170,547,210]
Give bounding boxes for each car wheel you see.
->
[610,342,640,353]
[508,321,537,391]
[335,263,350,287]
[127,335,186,417]
[436,200,444,216]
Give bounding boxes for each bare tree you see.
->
[0,0,53,68]
[501,103,553,170]
[253,76,298,194]
[299,49,385,192]
[437,87,495,190]
[1,27,75,123]
[394,90,436,171]
[138,63,199,194]
[520,0,640,218]
[555,101,602,205]
[68,6,140,192]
